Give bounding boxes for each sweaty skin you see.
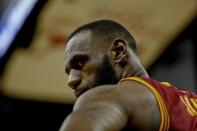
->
[61,30,160,131]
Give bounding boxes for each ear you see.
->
[110,38,128,67]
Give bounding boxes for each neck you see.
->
[121,65,149,79]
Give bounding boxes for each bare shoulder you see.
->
[73,85,118,111]
[74,80,155,111]
[73,80,161,130]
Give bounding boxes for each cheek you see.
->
[83,63,99,76]
[82,61,101,80]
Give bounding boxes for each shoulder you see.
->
[73,80,155,111]
[73,81,161,130]
[73,85,118,111]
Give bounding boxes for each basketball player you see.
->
[60,20,197,131]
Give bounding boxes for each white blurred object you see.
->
[0,0,37,58]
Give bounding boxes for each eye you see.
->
[74,60,83,69]
[70,55,89,70]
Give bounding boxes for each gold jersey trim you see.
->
[120,77,170,131]
[180,96,197,116]
[161,82,172,87]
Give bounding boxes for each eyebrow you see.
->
[64,53,89,74]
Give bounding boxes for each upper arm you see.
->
[61,82,161,131]
[61,85,128,131]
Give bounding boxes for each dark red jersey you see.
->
[120,77,197,131]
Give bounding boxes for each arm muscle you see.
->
[60,85,128,131]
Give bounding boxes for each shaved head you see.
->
[66,20,138,55]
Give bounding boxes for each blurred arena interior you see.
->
[0,0,196,131]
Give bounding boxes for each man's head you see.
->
[64,20,147,97]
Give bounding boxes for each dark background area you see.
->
[148,17,196,92]
[0,1,196,131]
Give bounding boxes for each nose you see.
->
[67,69,82,89]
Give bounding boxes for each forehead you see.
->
[65,30,92,58]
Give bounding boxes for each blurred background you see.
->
[0,0,196,130]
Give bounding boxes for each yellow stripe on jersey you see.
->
[184,96,197,115]
[180,96,197,116]
[120,77,170,131]
[191,98,197,109]
[180,96,195,116]
[161,82,172,87]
